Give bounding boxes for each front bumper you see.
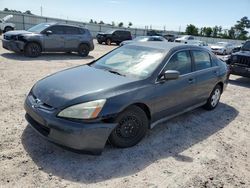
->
[2,39,25,52]
[229,65,250,78]
[24,96,116,155]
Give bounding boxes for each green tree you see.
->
[185,24,199,36]
[111,21,115,26]
[204,27,213,37]
[89,19,94,23]
[118,22,124,27]
[128,22,133,28]
[99,21,105,24]
[24,10,32,15]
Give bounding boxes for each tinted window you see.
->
[165,51,192,75]
[116,31,130,37]
[192,50,211,71]
[188,36,194,40]
[64,26,80,34]
[153,37,164,41]
[49,26,64,34]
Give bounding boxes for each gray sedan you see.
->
[24,42,229,154]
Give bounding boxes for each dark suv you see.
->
[2,23,94,57]
[96,30,132,45]
[227,40,250,78]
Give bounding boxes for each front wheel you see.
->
[203,85,222,110]
[109,106,148,148]
[105,38,112,45]
[24,42,41,57]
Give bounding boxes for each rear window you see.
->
[192,50,211,71]
[116,31,131,36]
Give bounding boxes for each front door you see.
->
[150,50,197,121]
[43,25,65,51]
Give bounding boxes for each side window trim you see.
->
[191,50,212,71]
[157,49,193,77]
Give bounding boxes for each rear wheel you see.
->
[78,44,89,57]
[24,42,41,57]
[109,106,148,148]
[203,85,222,110]
[105,38,112,45]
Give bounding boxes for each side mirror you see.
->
[46,30,52,35]
[163,70,180,80]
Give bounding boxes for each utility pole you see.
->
[40,6,43,16]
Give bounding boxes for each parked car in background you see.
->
[2,22,94,57]
[192,40,211,51]
[210,42,234,55]
[163,34,177,42]
[24,42,228,154]
[0,14,15,33]
[146,30,163,36]
[226,40,250,78]
[96,30,132,45]
[120,36,167,46]
[175,35,195,43]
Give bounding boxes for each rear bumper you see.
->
[24,97,116,155]
[230,65,250,78]
[2,39,25,52]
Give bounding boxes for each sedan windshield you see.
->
[91,45,165,79]
[27,23,52,33]
[216,42,228,47]
[133,36,150,42]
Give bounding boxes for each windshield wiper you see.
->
[107,69,126,77]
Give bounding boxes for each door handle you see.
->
[188,78,195,84]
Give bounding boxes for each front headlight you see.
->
[58,99,106,119]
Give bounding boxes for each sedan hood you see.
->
[32,65,136,108]
[233,50,250,57]
[4,30,33,36]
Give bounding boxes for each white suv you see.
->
[0,15,15,33]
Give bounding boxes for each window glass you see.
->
[49,26,64,34]
[192,50,211,70]
[91,45,165,79]
[165,51,192,75]
[64,26,80,34]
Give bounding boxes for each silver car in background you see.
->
[2,22,94,57]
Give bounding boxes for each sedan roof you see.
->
[126,42,205,52]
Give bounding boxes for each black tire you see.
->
[109,105,148,148]
[78,44,89,57]
[105,38,112,45]
[97,40,102,44]
[116,42,120,45]
[203,84,222,110]
[24,42,42,57]
[3,26,13,33]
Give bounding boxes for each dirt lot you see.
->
[0,38,250,188]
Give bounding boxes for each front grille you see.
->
[30,93,54,110]
[3,35,17,40]
[236,56,250,67]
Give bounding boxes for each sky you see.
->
[0,0,250,31]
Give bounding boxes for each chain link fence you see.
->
[0,11,245,44]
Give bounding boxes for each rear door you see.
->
[43,25,65,51]
[151,50,197,120]
[191,50,219,103]
[64,26,82,50]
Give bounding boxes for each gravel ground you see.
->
[0,38,250,188]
